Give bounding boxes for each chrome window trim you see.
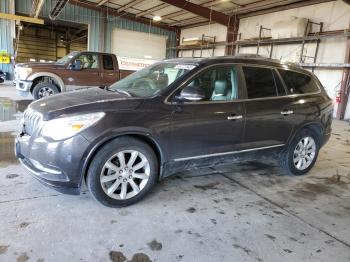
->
[173,144,285,162]
[164,62,321,105]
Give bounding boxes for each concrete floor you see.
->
[0,82,350,262]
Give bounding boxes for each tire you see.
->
[279,128,320,176]
[87,137,159,208]
[32,82,59,100]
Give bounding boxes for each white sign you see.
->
[117,57,158,71]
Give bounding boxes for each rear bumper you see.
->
[322,131,331,147]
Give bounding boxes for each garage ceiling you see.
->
[77,0,335,28]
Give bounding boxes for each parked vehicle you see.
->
[0,70,5,83]
[14,51,134,100]
[15,55,333,207]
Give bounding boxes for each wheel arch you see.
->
[289,121,324,146]
[28,72,65,92]
[80,132,164,186]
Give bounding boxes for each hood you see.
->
[29,87,144,120]
[16,62,65,69]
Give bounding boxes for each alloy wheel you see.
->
[293,136,316,170]
[100,150,150,200]
[38,87,55,98]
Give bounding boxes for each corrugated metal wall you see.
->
[16,0,177,58]
[16,0,103,51]
[0,0,177,77]
[0,0,14,77]
[106,17,177,58]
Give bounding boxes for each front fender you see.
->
[78,129,165,186]
[28,72,65,91]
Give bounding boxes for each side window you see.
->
[243,66,278,99]
[278,69,319,94]
[273,70,286,96]
[75,54,98,69]
[180,66,239,102]
[103,55,114,70]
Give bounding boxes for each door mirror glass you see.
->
[179,85,206,101]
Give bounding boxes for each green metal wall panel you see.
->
[16,0,103,52]
[0,0,14,76]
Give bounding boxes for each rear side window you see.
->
[103,55,114,70]
[243,66,279,99]
[278,69,319,94]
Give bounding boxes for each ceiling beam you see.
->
[159,0,231,26]
[0,12,44,24]
[97,0,108,6]
[30,0,45,18]
[238,0,335,18]
[118,0,145,12]
[162,0,241,20]
[69,0,178,31]
[136,3,168,17]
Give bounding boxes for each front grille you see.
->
[23,109,42,136]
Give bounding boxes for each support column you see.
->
[336,35,350,120]
[225,15,239,56]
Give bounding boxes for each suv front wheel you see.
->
[87,137,158,207]
[279,128,320,176]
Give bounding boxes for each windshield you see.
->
[108,62,196,97]
[57,51,79,64]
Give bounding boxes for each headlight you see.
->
[17,67,32,80]
[41,112,105,141]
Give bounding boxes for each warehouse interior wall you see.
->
[179,23,228,57]
[105,17,177,59]
[238,0,350,118]
[0,0,177,79]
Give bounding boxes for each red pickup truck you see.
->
[15,51,134,99]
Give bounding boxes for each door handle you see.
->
[227,115,243,120]
[281,110,294,115]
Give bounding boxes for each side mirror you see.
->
[178,85,206,102]
[69,60,82,70]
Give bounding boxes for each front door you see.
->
[241,65,294,149]
[168,65,245,161]
[66,53,103,90]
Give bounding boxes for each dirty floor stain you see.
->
[147,239,162,251]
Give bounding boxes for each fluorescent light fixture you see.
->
[29,58,36,62]
[144,55,153,59]
[153,15,162,21]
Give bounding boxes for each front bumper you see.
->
[15,133,91,195]
[15,79,32,96]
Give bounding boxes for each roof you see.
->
[164,54,308,74]
[80,0,325,29]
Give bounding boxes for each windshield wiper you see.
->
[115,89,133,97]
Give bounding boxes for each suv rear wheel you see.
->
[87,137,158,207]
[279,128,320,176]
[32,82,59,100]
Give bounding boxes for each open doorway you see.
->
[15,20,88,63]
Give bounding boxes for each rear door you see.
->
[168,64,245,161]
[100,54,119,86]
[241,65,295,149]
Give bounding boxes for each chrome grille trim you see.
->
[23,109,42,135]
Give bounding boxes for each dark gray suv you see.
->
[15,56,333,207]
